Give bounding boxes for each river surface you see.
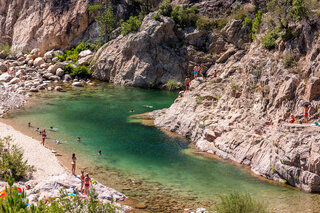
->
[4,83,320,212]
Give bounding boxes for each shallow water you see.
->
[5,84,320,212]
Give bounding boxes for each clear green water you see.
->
[5,84,320,212]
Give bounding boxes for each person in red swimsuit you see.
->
[84,174,91,196]
[304,105,310,123]
[290,114,295,123]
[185,77,191,91]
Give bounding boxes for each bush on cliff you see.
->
[215,192,269,213]
[158,0,172,17]
[0,42,11,57]
[166,79,181,91]
[0,137,34,181]
[121,16,142,36]
[262,29,278,50]
[171,5,198,28]
[57,42,94,62]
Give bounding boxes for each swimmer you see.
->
[93,150,102,156]
[36,127,40,132]
[55,139,61,144]
[77,137,81,142]
[130,109,134,112]
[28,122,31,127]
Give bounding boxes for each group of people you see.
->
[289,103,311,124]
[180,65,218,97]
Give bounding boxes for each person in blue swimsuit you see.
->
[194,65,199,78]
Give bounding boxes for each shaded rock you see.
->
[306,77,320,101]
[9,77,20,84]
[63,74,72,81]
[29,87,39,92]
[0,63,7,72]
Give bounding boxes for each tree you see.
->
[96,1,117,43]
[290,0,308,20]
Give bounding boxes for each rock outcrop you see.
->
[151,18,320,192]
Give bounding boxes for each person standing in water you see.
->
[28,122,31,128]
[77,137,81,142]
[71,153,77,175]
[41,129,46,146]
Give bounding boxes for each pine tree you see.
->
[96,1,117,42]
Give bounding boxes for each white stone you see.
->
[72,82,83,87]
[78,49,92,58]
[33,57,45,67]
[56,68,64,77]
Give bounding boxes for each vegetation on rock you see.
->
[0,137,34,181]
[0,43,11,57]
[166,79,181,91]
[121,16,142,36]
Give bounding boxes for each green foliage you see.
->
[215,192,269,213]
[196,96,205,104]
[166,79,181,90]
[153,12,161,21]
[231,6,248,20]
[196,16,212,30]
[283,53,297,68]
[281,26,295,42]
[56,54,66,62]
[290,0,308,21]
[230,83,238,91]
[251,10,262,40]
[62,64,91,78]
[0,43,11,57]
[26,50,31,55]
[97,2,118,42]
[170,5,198,28]
[158,0,172,16]
[57,42,94,62]
[88,4,103,14]
[121,16,142,36]
[0,137,34,181]
[212,18,228,30]
[243,17,252,30]
[262,29,278,50]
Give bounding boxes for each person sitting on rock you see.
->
[290,114,295,123]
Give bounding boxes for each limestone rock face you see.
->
[92,13,189,87]
[0,0,90,53]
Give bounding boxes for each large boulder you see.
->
[0,73,13,82]
[306,77,320,101]
[92,13,188,87]
[33,57,45,67]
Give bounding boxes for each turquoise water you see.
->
[5,84,320,212]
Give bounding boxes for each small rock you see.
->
[29,87,39,92]
[0,73,13,82]
[56,68,64,77]
[28,60,33,66]
[30,48,40,57]
[78,54,93,66]
[72,82,83,87]
[43,51,53,60]
[55,86,63,92]
[43,73,54,80]
[40,63,50,69]
[48,64,59,74]
[49,75,60,81]
[0,63,7,72]
[78,50,92,58]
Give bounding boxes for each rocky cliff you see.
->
[150,15,320,192]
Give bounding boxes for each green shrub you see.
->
[215,192,269,213]
[170,5,198,28]
[75,42,93,53]
[0,42,11,56]
[65,49,79,62]
[56,54,66,62]
[63,64,91,78]
[166,79,181,90]
[196,16,212,30]
[121,16,142,36]
[158,0,172,16]
[0,137,34,181]
[290,0,308,21]
[251,10,262,40]
[88,4,103,14]
[153,12,161,21]
[231,7,247,20]
[243,17,253,30]
[212,17,228,30]
[262,30,278,50]
[284,53,297,68]
[281,27,295,42]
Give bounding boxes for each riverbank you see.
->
[0,120,128,211]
